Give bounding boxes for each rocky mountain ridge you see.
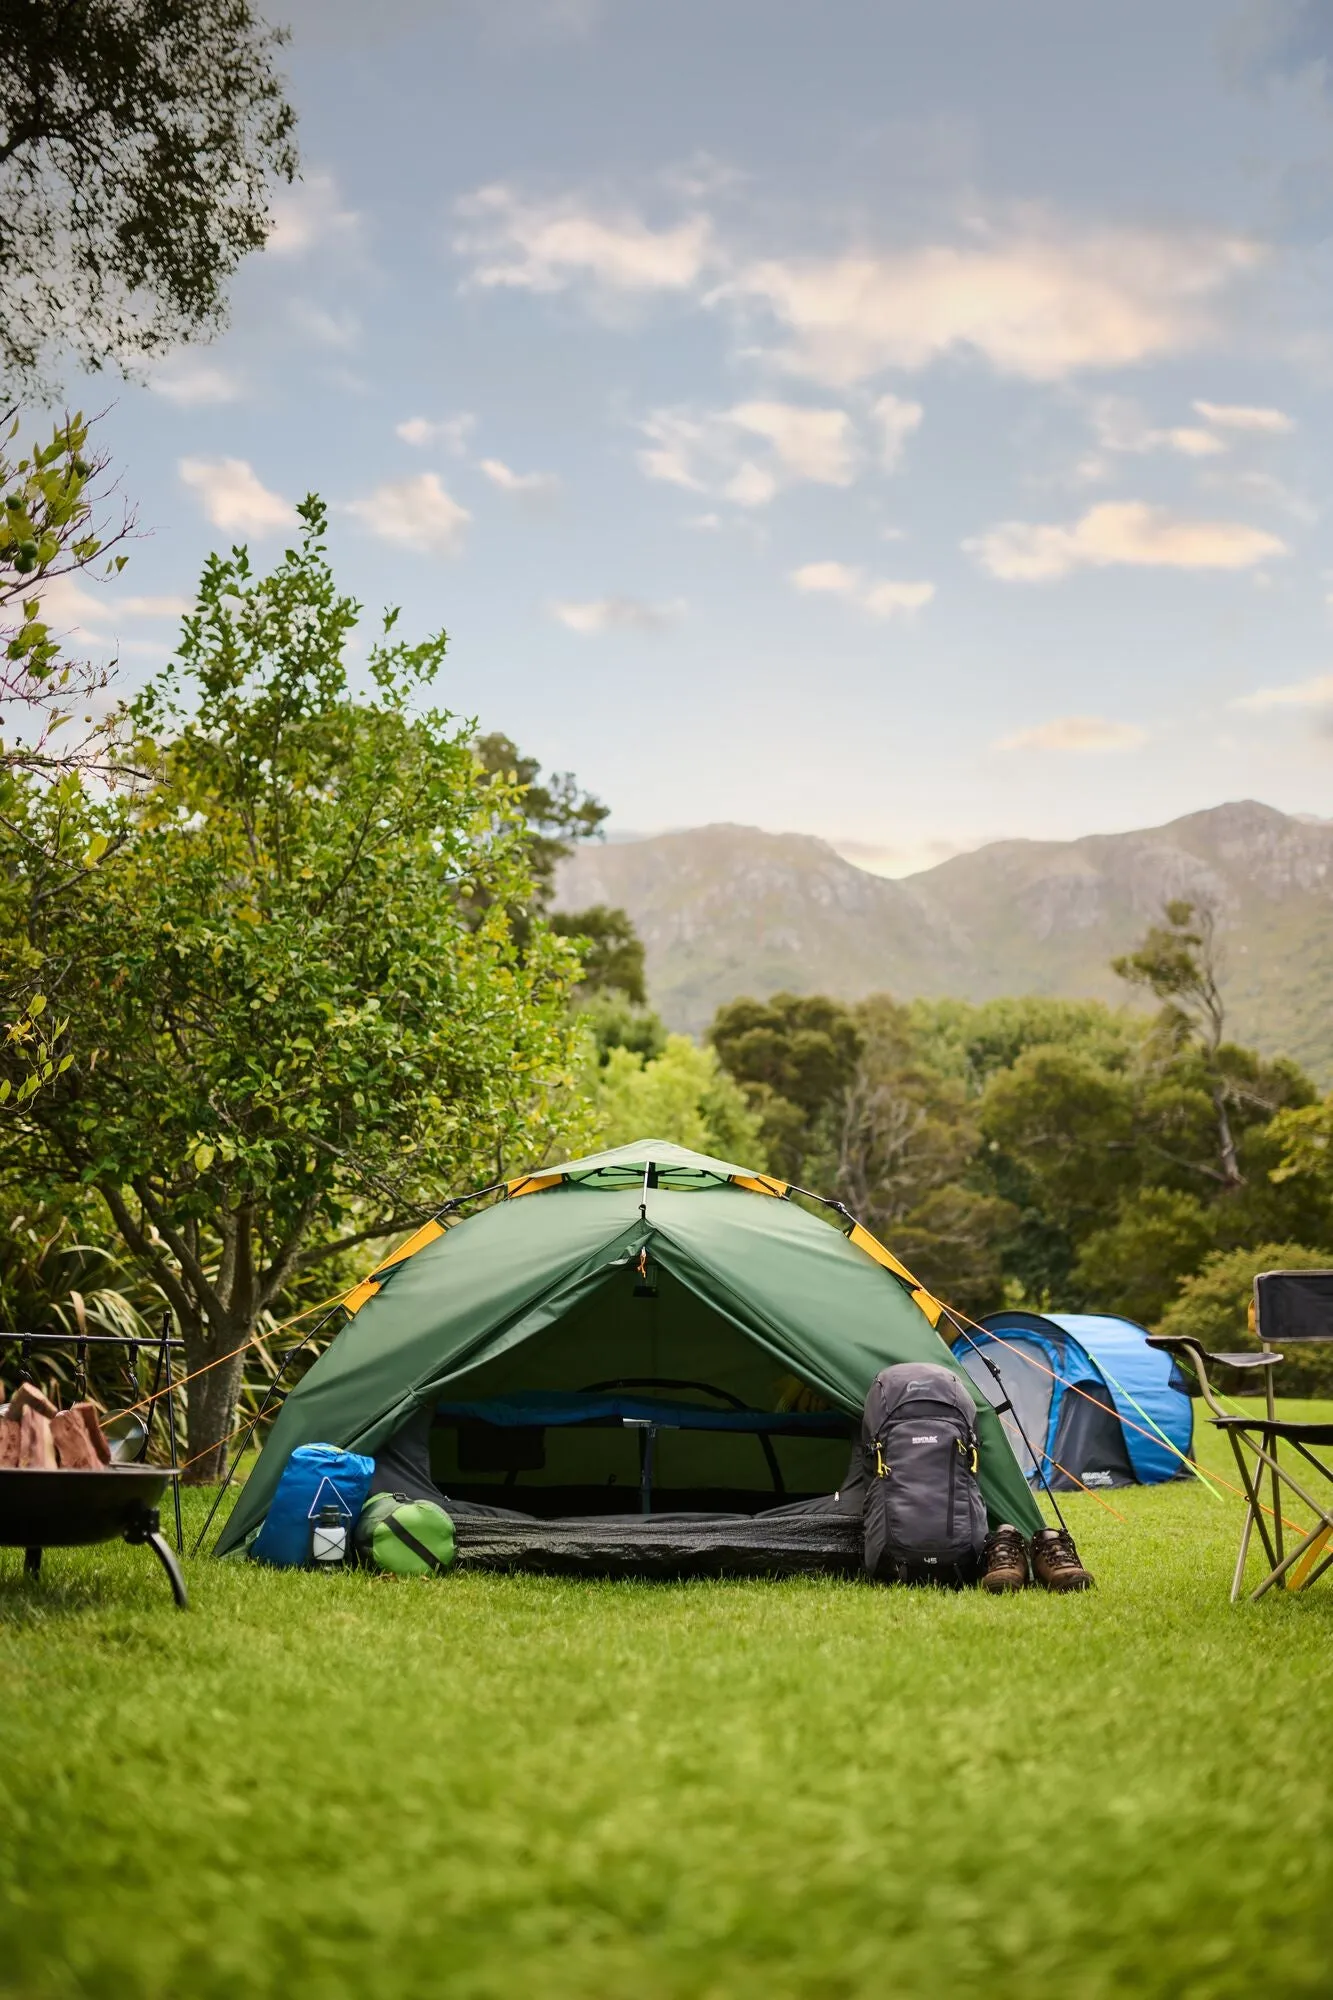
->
[554,801,1333,1078]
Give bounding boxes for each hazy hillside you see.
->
[554,802,1333,1079]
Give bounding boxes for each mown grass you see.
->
[2,1407,1332,2000]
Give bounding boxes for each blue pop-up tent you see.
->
[951,1310,1194,1490]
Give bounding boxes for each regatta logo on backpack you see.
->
[861,1362,988,1588]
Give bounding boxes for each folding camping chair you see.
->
[1147,1271,1333,1603]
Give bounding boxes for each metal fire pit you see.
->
[0,1468,188,1610]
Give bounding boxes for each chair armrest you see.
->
[1146,1335,1282,1369]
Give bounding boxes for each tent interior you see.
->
[424,1256,856,1518]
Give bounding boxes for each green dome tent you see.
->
[216,1139,1041,1557]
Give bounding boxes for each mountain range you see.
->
[553,801,1333,1081]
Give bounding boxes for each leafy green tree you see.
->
[908,995,1140,1095]
[472,730,609,907]
[550,903,646,1003]
[575,991,668,1068]
[1,407,131,775]
[590,1034,766,1166]
[1,501,590,1475]
[1071,1188,1218,1325]
[710,992,861,1182]
[1158,1242,1333,1395]
[1,0,297,391]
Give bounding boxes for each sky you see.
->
[40,0,1333,874]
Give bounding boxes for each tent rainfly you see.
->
[217,1139,1042,1556]
[952,1310,1194,1491]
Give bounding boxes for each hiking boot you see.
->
[1031,1526,1094,1592]
[979,1523,1030,1593]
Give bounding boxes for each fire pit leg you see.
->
[124,1507,189,1611]
[23,1547,40,1576]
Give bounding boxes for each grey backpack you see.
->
[861,1363,987,1586]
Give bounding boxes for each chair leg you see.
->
[1250,1514,1333,1602]
[1231,1505,1255,1604]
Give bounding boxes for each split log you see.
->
[51,1408,102,1469]
[10,1383,58,1422]
[69,1402,112,1465]
[19,1407,57,1469]
[0,1419,19,1469]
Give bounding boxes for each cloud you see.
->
[723,223,1260,385]
[1230,672,1333,712]
[32,577,192,642]
[267,171,361,257]
[150,362,243,406]
[1087,397,1225,457]
[344,473,470,555]
[479,457,560,497]
[455,184,713,295]
[995,715,1148,753]
[639,400,857,506]
[1193,399,1295,434]
[179,458,295,534]
[872,393,923,469]
[397,414,476,454]
[289,301,360,350]
[790,561,934,618]
[967,500,1286,581]
[547,596,683,634]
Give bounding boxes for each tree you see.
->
[1,501,591,1476]
[1114,899,1251,1189]
[0,0,297,391]
[590,1035,766,1167]
[550,903,646,1003]
[1,406,132,776]
[1158,1242,1333,1396]
[472,730,608,909]
[710,992,862,1183]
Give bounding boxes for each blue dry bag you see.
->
[250,1443,375,1568]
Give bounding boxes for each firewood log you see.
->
[70,1402,112,1465]
[19,1407,56,1468]
[0,1419,19,1469]
[51,1408,102,1469]
[10,1383,58,1421]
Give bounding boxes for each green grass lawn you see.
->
[2,1408,1332,2000]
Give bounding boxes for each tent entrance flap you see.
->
[426,1255,856,1516]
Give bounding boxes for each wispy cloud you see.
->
[396,414,476,454]
[268,171,361,258]
[1088,398,1226,457]
[179,458,295,534]
[967,500,1285,581]
[345,473,470,555]
[1230,672,1333,712]
[150,361,244,406]
[790,561,934,618]
[479,457,560,497]
[995,715,1148,752]
[547,596,684,634]
[456,184,713,296]
[1193,400,1295,434]
[723,222,1260,385]
[872,394,923,469]
[289,301,360,350]
[640,400,857,506]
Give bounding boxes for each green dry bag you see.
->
[355,1494,456,1577]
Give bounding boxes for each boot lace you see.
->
[985,1526,1026,1568]
[1041,1529,1083,1571]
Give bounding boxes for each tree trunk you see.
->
[1213,1083,1244,1191]
[181,1323,249,1484]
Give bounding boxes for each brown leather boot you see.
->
[1031,1526,1094,1592]
[979,1523,1030,1593]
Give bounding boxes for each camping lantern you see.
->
[307,1476,353,1566]
[633,1248,658,1299]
